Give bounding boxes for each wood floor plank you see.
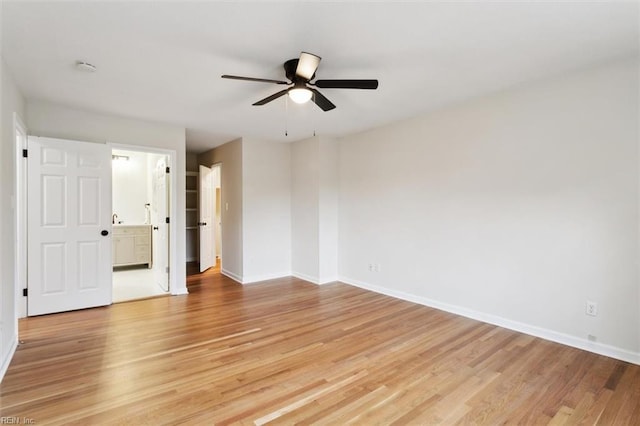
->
[1,268,639,425]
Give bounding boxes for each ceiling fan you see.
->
[221,52,378,111]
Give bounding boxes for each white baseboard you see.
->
[318,276,339,285]
[339,275,640,366]
[242,271,291,284]
[291,272,340,285]
[221,269,291,285]
[292,271,320,284]
[171,286,189,296]
[221,268,243,284]
[0,336,18,383]
[221,269,331,286]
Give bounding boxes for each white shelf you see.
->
[186,171,199,263]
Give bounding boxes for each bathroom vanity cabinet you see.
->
[112,225,152,267]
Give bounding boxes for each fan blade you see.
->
[310,88,336,111]
[295,52,321,80]
[222,75,289,85]
[314,79,378,89]
[253,89,290,106]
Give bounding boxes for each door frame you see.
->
[212,163,222,266]
[109,143,178,295]
[151,154,170,292]
[14,113,28,320]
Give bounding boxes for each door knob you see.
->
[101,230,109,236]
[153,226,159,230]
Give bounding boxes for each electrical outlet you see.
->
[368,263,374,272]
[586,301,598,316]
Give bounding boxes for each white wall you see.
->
[338,59,640,362]
[242,138,291,282]
[291,136,339,284]
[291,137,320,281]
[318,137,339,283]
[27,100,188,295]
[0,56,27,380]
[112,150,149,225]
[213,165,222,259]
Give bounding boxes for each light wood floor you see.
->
[1,270,639,425]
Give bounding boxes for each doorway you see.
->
[198,163,221,272]
[111,148,170,302]
[20,137,179,316]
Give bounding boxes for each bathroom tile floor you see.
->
[112,266,168,303]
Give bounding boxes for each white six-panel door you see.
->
[199,165,214,272]
[27,137,112,316]
[153,156,169,292]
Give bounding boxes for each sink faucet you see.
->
[112,213,118,224]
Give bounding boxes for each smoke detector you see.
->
[75,61,97,72]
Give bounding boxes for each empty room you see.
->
[1,1,639,424]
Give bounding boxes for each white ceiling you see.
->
[2,1,638,153]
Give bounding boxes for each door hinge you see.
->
[165,266,170,274]
[23,288,28,297]
[166,166,170,173]
[166,217,170,224]
[22,149,28,158]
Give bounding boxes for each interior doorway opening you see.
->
[18,138,179,317]
[111,148,170,302]
[197,163,221,273]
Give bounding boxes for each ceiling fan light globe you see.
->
[288,88,313,104]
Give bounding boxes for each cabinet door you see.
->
[114,235,136,265]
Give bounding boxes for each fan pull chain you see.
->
[313,92,316,137]
[285,95,289,137]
